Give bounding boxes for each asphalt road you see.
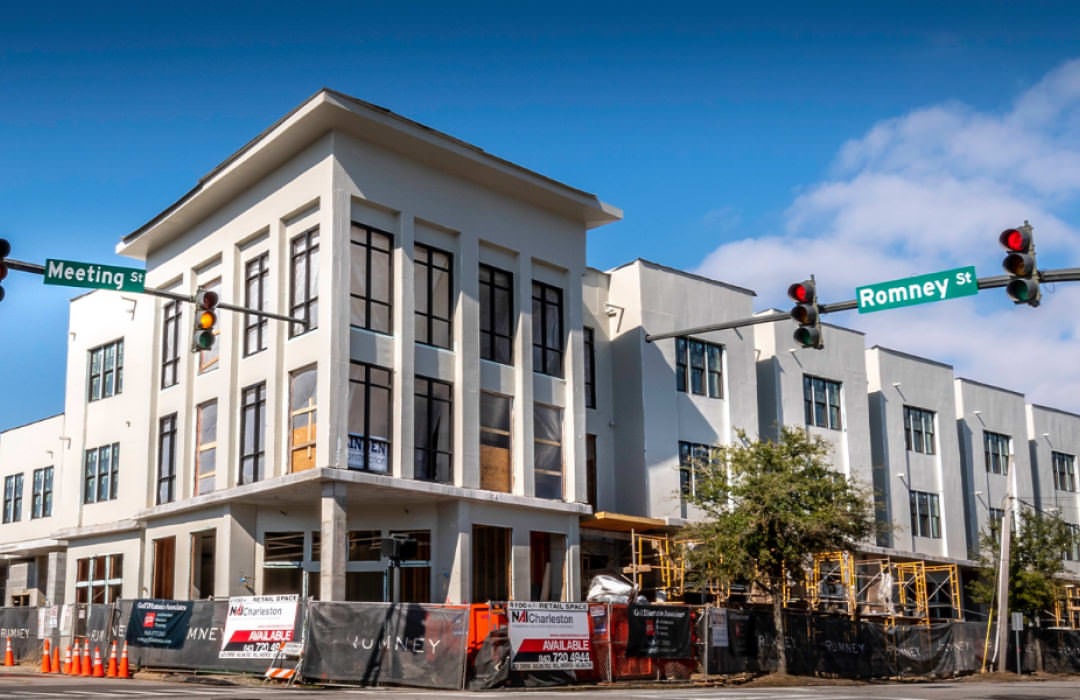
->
[2,672,1079,699]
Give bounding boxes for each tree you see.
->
[680,427,875,675]
[970,507,1075,623]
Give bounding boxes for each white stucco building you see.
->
[1,90,1078,613]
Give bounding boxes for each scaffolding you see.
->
[1054,585,1080,628]
[624,531,692,600]
[618,534,963,626]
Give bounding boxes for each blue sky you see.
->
[2,2,1080,430]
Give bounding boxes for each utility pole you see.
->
[995,484,1014,673]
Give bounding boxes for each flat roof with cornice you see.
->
[118,88,621,260]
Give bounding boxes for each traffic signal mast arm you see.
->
[643,269,1080,343]
[0,249,304,328]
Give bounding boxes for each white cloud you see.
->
[695,59,1080,413]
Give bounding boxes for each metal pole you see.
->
[995,489,1013,672]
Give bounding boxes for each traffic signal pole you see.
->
[0,253,304,328]
[644,268,1080,343]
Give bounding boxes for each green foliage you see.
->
[680,426,875,596]
[970,509,1075,619]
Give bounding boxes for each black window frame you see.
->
[31,466,52,519]
[289,227,320,337]
[83,443,119,504]
[348,362,393,473]
[88,339,124,402]
[244,252,269,356]
[240,382,267,485]
[157,414,177,505]
[479,264,514,365]
[678,440,721,503]
[674,337,723,398]
[531,281,564,378]
[803,375,842,430]
[350,223,394,335]
[1053,451,1076,492]
[584,326,596,409]
[984,431,1010,475]
[909,490,941,539]
[161,300,181,389]
[414,375,453,484]
[414,243,454,349]
[3,473,23,523]
[903,406,936,455]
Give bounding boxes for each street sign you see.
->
[856,266,977,313]
[43,259,145,293]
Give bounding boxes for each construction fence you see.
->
[3,601,1080,687]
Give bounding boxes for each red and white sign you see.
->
[507,601,592,671]
[219,595,299,659]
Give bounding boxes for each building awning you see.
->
[580,511,671,533]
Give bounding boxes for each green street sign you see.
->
[43,259,146,293]
[856,266,977,313]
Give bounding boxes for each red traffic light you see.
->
[195,289,219,310]
[999,227,1030,253]
[787,280,815,304]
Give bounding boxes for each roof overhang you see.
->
[118,89,621,261]
[579,511,673,533]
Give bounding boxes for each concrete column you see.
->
[320,481,347,601]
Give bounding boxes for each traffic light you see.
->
[999,223,1040,306]
[788,278,823,349]
[0,238,9,302]
[192,287,219,352]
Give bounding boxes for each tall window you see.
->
[532,281,564,377]
[240,383,267,484]
[1065,523,1080,562]
[195,401,217,495]
[83,443,119,504]
[348,362,392,473]
[244,253,269,356]
[161,300,181,388]
[3,474,23,523]
[157,414,177,505]
[909,490,941,538]
[674,337,723,398]
[988,507,1006,546]
[414,376,453,483]
[289,228,319,336]
[480,393,512,492]
[351,223,393,334]
[803,375,842,430]
[534,404,563,500]
[31,466,52,519]
[290,366,318,472]
[1053,451,1076,492]
[984,431,1010,475]
[679,441,721,503]
[584,327,597,408]
[414,243,453,348]
[472,525,511,603]
[87,339,123,401]
[903,406,936,454]
[75,554,122,604]
[198,278,221,373]
[479,264,513,364]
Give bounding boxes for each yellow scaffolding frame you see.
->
[1054,585,1080,628]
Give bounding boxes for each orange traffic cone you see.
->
[3,636,13,666]
[81,639,91,676]
[51,642,60,674]
[117,641,130,679]
[105,640,118,678]
[62,644,72,674]
[40,639,51,673]
[91,646,105,678]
